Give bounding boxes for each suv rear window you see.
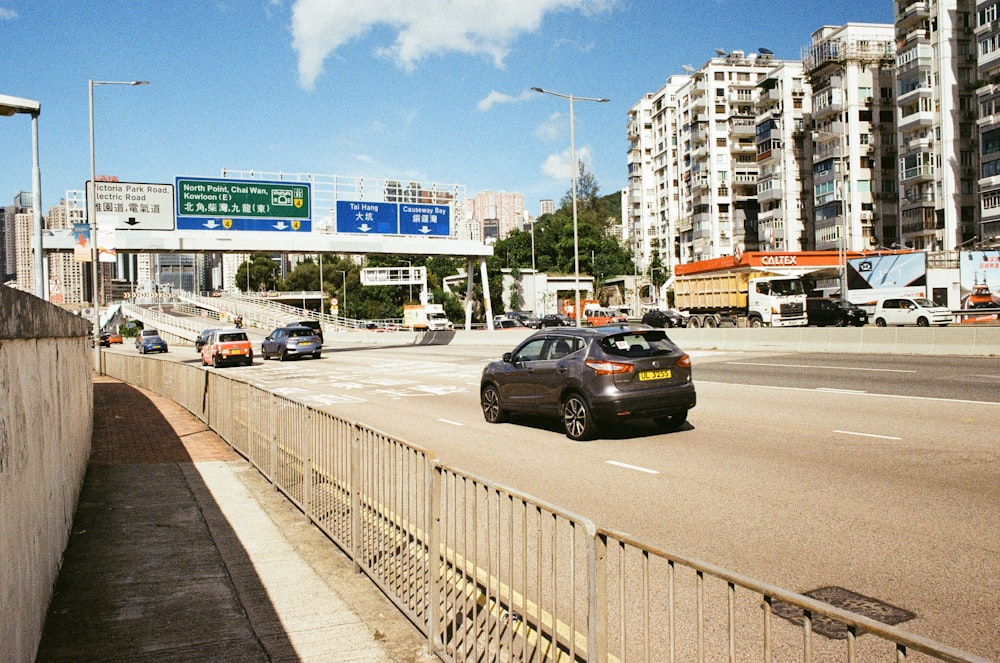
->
[599,330,675,358]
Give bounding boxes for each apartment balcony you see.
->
[730,118,756,136]
[818,107,850,127]
[897,109,935,132]
[896,0,929,32]
[691,175,710,192]
[897,83,933,106]
[903,134,934,151]
[899,165,935,184]
[757,181,784,203]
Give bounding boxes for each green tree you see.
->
[235,253,281,292]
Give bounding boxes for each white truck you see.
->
[674,271,808,328]
[403,304,454,331]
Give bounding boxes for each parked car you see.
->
[137,334,168,354]
[539,313,574,328]
[494,318,528,329]
[195,328,219,353]
[873,297,952,327]
[641,308,688,329]
[201,329,253,367]
[292,319,323,344]
[480,326,697,441]
[585,308,628,327]
[501,311,540,328]
[805,298,868,327]
[135,328,160,348]
[261,325,322,360]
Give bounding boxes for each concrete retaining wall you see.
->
[0,287,93,663]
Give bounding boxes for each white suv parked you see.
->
[873,297,952,327]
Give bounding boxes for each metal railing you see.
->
[101,352,992,663]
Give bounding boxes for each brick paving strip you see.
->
[36,376,433,663]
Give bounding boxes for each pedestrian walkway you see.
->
[36,376,436,662]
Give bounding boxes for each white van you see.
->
[873,297,952,327]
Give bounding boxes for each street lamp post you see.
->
[339,270,347,326]
[0,93,43,298]
[531,87,609,327]
[89,79,148,373]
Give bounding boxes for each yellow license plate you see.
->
[639,369,672,381]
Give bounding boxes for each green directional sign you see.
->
[175,177,312,231]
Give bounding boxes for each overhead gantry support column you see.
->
[479,257,494,330]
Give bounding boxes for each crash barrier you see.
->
[102,352,991,662]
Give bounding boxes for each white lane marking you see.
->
[817,388,868,394]
[606,460,659,475]
[835,430,903,441]
[439,419,464,427]
[728,362,916,374]
[697,381,1000,407]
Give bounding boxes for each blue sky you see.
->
[1,0,893,221]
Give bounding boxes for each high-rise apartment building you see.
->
[755,61,812,251]
[975,0,1000,244]
[804,24,898,252]
[539,199,555,217]
[627,75,689,273]
[472,190,524,240]
[896,0,978,250]
[676,50,788,263]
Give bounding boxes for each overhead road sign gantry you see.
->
[176,177,311,232]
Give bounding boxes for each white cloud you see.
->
[534,111,565,141]
[0,8,18,19]
[476,89,534,112]
[290,0,616,89]
[541,145,591,182]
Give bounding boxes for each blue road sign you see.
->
[335,200,452,235]
[336,200,398,234]
[399,203,450,236]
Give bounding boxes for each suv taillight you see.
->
[585,359,634,375]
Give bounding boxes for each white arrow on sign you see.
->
[203,220,221,229]
[273,221,289,230]
[418,225,432,234]
[358,223,372,232]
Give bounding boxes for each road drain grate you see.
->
[771,586,916,640]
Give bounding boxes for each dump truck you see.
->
[674,270,807,328]
[403,304,454,331]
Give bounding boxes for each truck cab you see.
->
[747,276,807,327]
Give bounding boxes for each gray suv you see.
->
[261,325,322,360]
[480,325,696,440]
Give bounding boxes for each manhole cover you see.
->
[771,586,916,640]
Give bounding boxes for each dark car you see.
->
[261,325,322,361]
[480,325,696,441]
[195,328,219,353]
[137,334,168,354]
[292,320,323,344]
[641,308,687,328]
[806,298,868,327]
[502,311,540,328]
[539,313,574,328]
